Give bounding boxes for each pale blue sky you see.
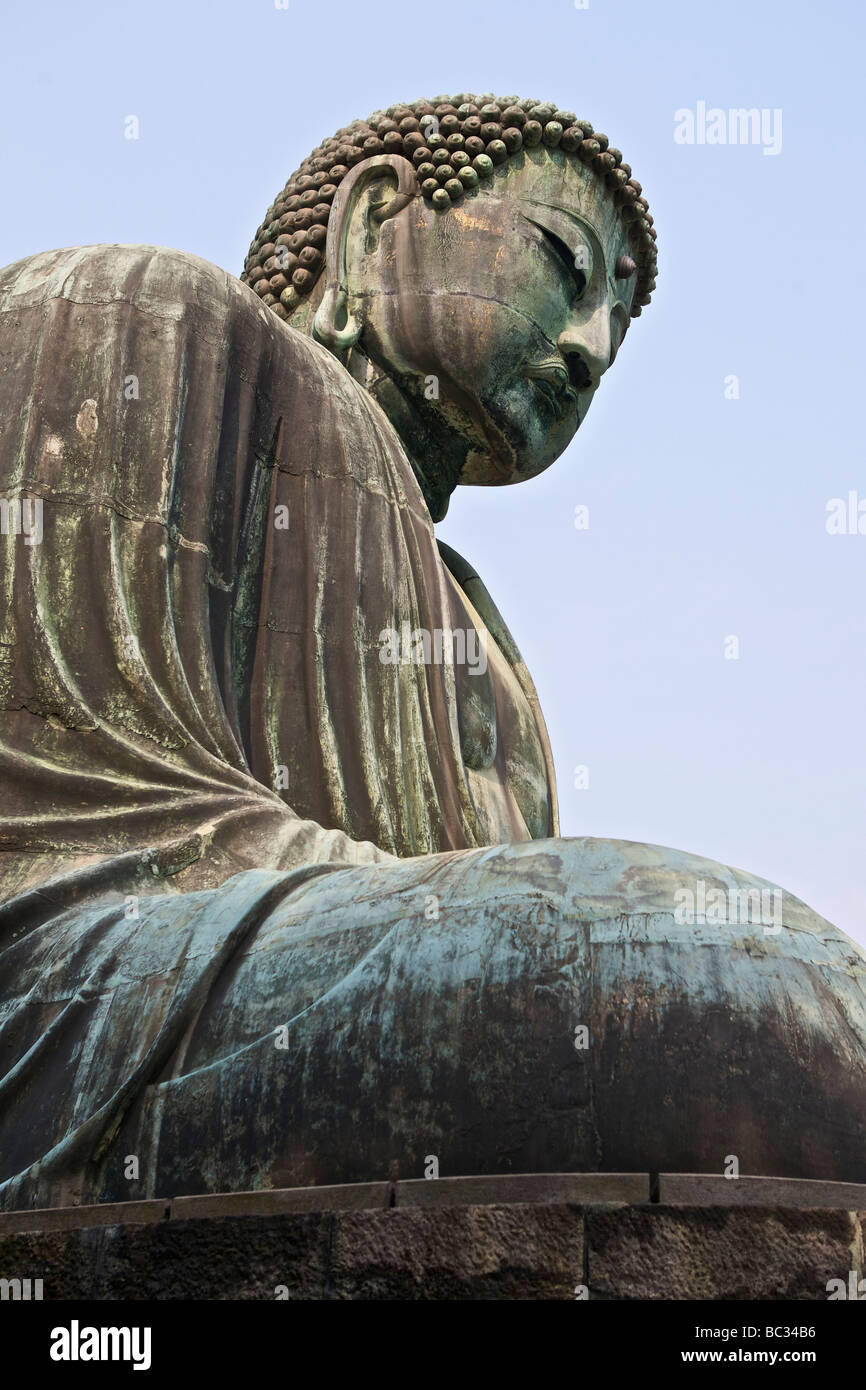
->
[2,0,864,943]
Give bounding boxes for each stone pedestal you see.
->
[1,1174,864,1300]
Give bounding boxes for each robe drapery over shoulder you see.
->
[0,244,557,912]
[0,244,562,1208]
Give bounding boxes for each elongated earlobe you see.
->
[312,154,418,357]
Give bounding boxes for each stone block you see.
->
[171,1182,390,1220]
[659,1173,866,1208]
[587,1205,856,1300]
[395,1172,649,1207]
[0,1199,168,1237]
[328,1203,584,1299]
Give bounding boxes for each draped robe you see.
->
[1,245,864,1209]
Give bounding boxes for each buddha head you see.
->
[243,94,657,519]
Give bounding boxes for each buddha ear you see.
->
[312,154,418,357]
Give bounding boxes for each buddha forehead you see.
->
[447,152,633,267]
[396,153,637,319]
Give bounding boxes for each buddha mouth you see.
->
[523,360,579,422]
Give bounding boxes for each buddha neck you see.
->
[346,346,467,523]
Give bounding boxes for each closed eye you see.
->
[537,225,587,299]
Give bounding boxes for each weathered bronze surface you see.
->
[0,94,863,1211]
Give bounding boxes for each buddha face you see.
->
[340,153,639,488]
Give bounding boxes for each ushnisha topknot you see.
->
[242,93,658,323]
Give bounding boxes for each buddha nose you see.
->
[557,304,612,394]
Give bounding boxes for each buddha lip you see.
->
[523,361,577,421]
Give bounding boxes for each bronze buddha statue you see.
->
[0,94,862,1211]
